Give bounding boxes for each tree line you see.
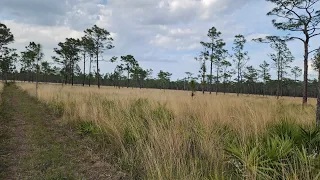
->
[1,1,320,102]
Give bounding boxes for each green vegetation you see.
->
[226,121,320,179]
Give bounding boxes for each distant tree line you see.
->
[1,64,319,98]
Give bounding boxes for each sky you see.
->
[1,0,320,80]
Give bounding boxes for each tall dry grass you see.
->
[18,82,317,179]
[0,82,3,103]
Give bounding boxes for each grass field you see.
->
[18,82,320,179]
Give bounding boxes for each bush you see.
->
[49,101,64,117]
[77,121,99,136]
[225,121,320,179]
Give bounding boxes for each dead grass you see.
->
[18,82,317,179]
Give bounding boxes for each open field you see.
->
[17,82,320,179]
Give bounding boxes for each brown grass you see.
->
[17,82,317,179]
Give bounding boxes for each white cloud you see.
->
[150,34,179,47]
[169,28,194,36]
[4,20,83,45]
[3,20,84,64]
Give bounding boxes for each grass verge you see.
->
[0,83,126,180]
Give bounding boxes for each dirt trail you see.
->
[0,84,126,180]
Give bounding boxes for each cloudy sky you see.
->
[1,0,320,80]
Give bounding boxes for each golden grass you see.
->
[18,82,317,179]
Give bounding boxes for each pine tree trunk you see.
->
[294,77,297,98]
[71,62,74,86]
[140,78,142,89]
[210,60,213,94]
[280,71,283,97]
[89,56,92,87]
[97,49,100,88]
[237,68,240,97]
[277,72,280,100]
[5,72,7,83]
[127,70,130,88]
[117,77,120,89]
[303,40,309,105]
[202,74,205,94]
[83,53,86,86]
[263,81,265,97]
[36,58,39,98]
[316,69,320,126]
[216,69,218,96]
[64,74,68,85]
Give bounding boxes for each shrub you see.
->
[77,121,99,135]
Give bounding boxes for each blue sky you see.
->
[1,0,320,80]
